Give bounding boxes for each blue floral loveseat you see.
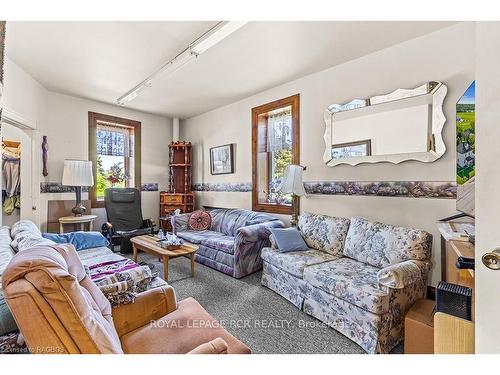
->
[172,208,284,278]
[261,212,432,354]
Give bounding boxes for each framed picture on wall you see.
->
[210,144,235,175]
[331,139,371,160]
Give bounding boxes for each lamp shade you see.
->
[278,164,306,196]
[62,159,94,187]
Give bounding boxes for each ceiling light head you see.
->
[116,21,248,106]
[190,21,247,55]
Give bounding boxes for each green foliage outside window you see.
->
[272,149,292,180]
[96,155,126,199]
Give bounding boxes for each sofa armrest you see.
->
[112,285,177,337]
[188,337,228,354]
[269,234,278,249]
[377,260,431,289]
[236,220,284,243]
[171,213,190,233]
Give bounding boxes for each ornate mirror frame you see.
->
[323,81,447,166]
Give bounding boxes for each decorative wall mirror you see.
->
[323,81,447,166]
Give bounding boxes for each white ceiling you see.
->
[6,21,456,119]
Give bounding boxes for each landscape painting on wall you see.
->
[456,81,475,216]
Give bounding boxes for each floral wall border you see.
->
[303,181,456,199]
[40,182,159,193]
[192,182,252,192]
[192,181,456,199]
[141,183,159,192]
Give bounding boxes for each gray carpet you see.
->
[132,252,403,354]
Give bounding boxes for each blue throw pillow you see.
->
[42,231,109,251]
[269,228,308,253]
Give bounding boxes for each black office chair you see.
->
[101,188,155,254]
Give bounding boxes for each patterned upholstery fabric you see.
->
[377,259,431,289]
[175,230,220,244]
[175,209,284,278]
[303,258,390,314]
[343,216,432,268]
[202,235,235,254]
[261,262,312,308]
[195,246,235,275]
[298,212,350,256]
[304,274,427,354]
[261,214,432,353]
[261,246,339,278]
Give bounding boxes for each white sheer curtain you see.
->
[267,107,292,152]
[96,121,133,157]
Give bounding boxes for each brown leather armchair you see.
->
[2,244,250,354]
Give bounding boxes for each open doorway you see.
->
[0,117,37,227]
[1,136,21,226]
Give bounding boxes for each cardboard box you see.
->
[404,299,436,354]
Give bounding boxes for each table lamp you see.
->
[278,164,306,227]
[62,159,94,216]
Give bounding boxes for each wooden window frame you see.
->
[88,111,141,208]
[252,94,300,214]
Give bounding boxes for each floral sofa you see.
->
[261,212,432,354]
[172,208,284,278]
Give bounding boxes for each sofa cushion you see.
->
[176,230,235,254]
[298,212,350,256]
[261,246,339,278]
[303,258,390,314]
[269,228,308,253]
[201,235,235,254]
[208,208,277,236]
[176,230,215,244]
[343,217,433,268]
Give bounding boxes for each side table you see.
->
[58,214,98,234]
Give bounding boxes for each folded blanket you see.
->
[88,258,139,282]
[94,265,157,307]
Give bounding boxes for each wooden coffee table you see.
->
[130,235,198,281]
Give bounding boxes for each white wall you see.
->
[181,22,476,286]
[43,92,172,231]
[2,57,173,231]
[2,57,48,227]
[3,57,48,130]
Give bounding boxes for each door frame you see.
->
[1,108,40,227]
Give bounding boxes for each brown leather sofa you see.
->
[2,244,250,354]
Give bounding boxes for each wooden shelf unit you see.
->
[160,141,195,231]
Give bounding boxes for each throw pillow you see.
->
[188,210,212,231]
[269,228,309,253]
[42,231,109,251]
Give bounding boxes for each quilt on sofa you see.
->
[261,212,432,354]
